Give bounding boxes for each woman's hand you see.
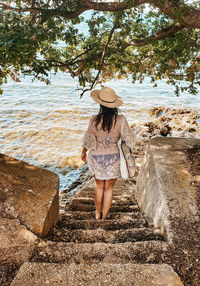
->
[81,148,87,162]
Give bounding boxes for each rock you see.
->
[148,106,166,118]
[60,165,92,195]
[135,137,200,243]
[148,106,200,134]
[170,130,200,138]
[0,218,38,264]
[133,107,199,151]
[0,153,59,237]
[133,122,171,149]
[11,262,183,286]
[149,107,199,119]
[60,155,85,168]
[160,125,169,136]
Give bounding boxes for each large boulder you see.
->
[135,137,200,243]
[0,153,59,237]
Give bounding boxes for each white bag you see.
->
[118,117,136,180]
[118,137,129,180]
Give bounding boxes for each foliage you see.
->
[0,0,200,96]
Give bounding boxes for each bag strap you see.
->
[120,116,125,136]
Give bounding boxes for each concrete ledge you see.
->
[11,262,183,286]
[135,137,200,242]
[0,153,59,237]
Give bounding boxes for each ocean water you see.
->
[1,71,200,190]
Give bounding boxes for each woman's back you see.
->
[90,114,123,155]
[84,114,135,156]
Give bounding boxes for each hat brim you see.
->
[90,90,123,108]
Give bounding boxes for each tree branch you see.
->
[91,24,116,88]
[125,24,186,48]
[0,2,88,18]
[64,63,83,77]
[150,0,200,29]
[0,0,147,18]
[1,1,200,29]
[45,59,83,76]
[80,0,148,12]
[69,49,91,64]
[0,2,40,12]
[80,23,116,97]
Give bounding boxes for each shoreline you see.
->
[0,106,199,192]
[59,106,200,207]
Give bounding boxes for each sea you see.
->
[1,71,199,190]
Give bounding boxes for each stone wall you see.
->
[135,137,200,243]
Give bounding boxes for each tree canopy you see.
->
[0,0,200,96]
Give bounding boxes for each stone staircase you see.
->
[10,179,183,285]
[46,179,163,245]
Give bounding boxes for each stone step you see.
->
[31,241,167,264]
[66,203,140,213]
[63,211,142,221]
[78,194,136,204]
[113,195,135,201]
[81,189,131,196]
[11,262,183,286]
[47,228,163,243]
[79,186,131,196]
[50,217,148,231]
[70,197,134,206]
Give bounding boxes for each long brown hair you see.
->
[94,105,118,133]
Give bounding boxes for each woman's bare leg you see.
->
[94,179,105,220]
[102,178,117,220]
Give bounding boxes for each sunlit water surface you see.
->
[1,72,200,190]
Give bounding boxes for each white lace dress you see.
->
[82,114,136,180]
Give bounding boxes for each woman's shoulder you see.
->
[117,114,126,121]
[88,114,97,126]
[91,114,98,118]
[89,114,97,121]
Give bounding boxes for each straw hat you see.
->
[90,87,123,108]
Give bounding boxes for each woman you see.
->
[81,87,135,220]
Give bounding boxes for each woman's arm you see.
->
[81,147,87,162]
[81,115,96,162]
[121,116,136,148]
